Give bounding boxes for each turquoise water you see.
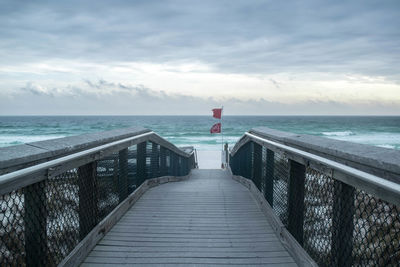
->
[0,116,399,150]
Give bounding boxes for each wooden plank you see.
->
[105,233,276,239]
[232,171,317,267]
[82,263,298,267]
[81,169,298,266]
[250,127,400,182]
[101,235,279,243]
[0,127,149,172]
[87,250,291,258]
[109,228,274,234]
[59,175,190,267]
[98,239,286,248]
[83,256,295,264]
[93,244,286,252]
[114,222,270,227]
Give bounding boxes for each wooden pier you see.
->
[82,169,297,266]
[1,127,399,266]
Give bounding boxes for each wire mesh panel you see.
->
[303,167,335,266]
[272,150,289,226]
[127,145,138,194]
[352,190,400,266]
[47,170,80,265]
[0,189,25,266]
[230,138,400,267]
[0,134,195,266]
[96,155,119,221]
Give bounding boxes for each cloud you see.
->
[0,1,399,115]
[1,78,397,115]
[269,79,280,89]
[20,82,55,97]
[0,1,399,78]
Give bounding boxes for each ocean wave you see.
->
[323,132,400,150]
[322,131,355,137]
[0,135,66,147]
[377,144,396,149]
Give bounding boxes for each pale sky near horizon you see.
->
[0,0,399,115]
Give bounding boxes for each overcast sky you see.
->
[0,0,399,115]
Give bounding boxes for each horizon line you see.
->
[1,114,400,117]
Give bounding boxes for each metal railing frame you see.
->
[230,131,400,266]
[231,132,400,206]
[0,131,195,195]
[0,130,196,266]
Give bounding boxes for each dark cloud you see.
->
[20,82,55,97]
[0,0,399,79]
[269,79,280,89]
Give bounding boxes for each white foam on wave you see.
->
[323,132,400,150]
[377,144,396,149]
[322,131,355,137]
[0,135,67,147]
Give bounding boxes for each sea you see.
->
[0,116,399,151]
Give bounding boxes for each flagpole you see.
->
[221,106,224,168]
[221,106,223,152]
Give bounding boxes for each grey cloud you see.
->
[4,79,398,115]
[0,0,399,80]
[269,79,280,89]
[20,82,55,97]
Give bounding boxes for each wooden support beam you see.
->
[24,180,47,266]
[137,142,147,185]
[332,180,355,266]
[78,162,98,240]
[150,142,159,178]
[253,142,262,191]
[118,148,128,202]
[287,159,306,245]
[160,147,167,176]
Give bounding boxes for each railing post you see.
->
[249,142,254,180]
[253,142,262,190]
[241,145,249,178]
[243,143,251,179]
[265,149,275,206]
[230,154,233,173]
[238,152,241,176]
[160,146,167,176]
[185,157,190,174]
[24,181,47,266]
[137,142,147,185]
[78,162,98,240]
[287,159,305,245]
[178,157,182,176]
[113,154,119,182]
[118,148,128,202]
[167,150,172,175]
[332,180,355,266]
[172,153,178,176]
[150,142,159,178]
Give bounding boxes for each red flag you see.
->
[212,108,222,119]
[210,123,221,134]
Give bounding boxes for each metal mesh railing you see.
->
[0,138,195,266]
[230,139,400,266]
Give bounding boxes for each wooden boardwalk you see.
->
[82,169,297,266]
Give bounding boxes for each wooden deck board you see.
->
[82,169,297,266]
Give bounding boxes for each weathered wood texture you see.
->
[82,169,297,266]
[231,172,317,267]
[60,175,190,267]
[0,127,150,174]
[250,127,400,182]
[0,127,194,176]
